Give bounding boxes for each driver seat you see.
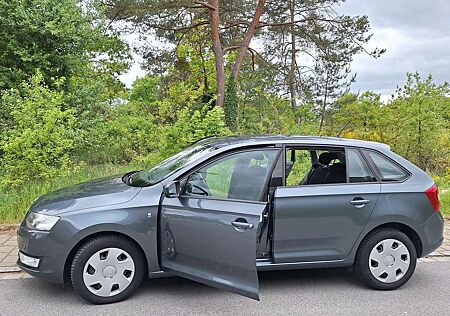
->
[228,156,267,201]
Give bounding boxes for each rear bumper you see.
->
[419,211,444,257]
[17,224,66,284]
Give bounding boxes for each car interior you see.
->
[184,149,278,202]
[286,148,347,186]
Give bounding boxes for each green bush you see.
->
[0,72,78,188]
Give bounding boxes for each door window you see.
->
[285,148,346,186]
[285,149,312,186]
[185,149,279,201]
[365,151,409,181]
[347,149,377,183]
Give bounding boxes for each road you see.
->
[1,262,449,316]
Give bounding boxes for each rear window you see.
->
[365,151,409,181]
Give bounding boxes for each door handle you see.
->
[231,221,254,230]
[350,198,370,208]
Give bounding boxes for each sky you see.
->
[338,0,450,100]
[119,0,450,101]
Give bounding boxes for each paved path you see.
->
[0,233,19,273]
[1,262,450,315]
[1,221,449,278]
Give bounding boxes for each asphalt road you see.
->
[1,262,449,316]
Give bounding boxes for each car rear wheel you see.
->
[71,235,145,304]
[354,228,417,290]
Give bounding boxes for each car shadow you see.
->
[135,266,364,297]
[14,266,360,302]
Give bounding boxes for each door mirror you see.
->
[163,181,181,198]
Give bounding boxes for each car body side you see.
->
[17,137,444,284]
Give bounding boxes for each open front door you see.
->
[160,197,266,299]
[159,148,280,300]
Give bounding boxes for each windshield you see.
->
[129,144,217,186]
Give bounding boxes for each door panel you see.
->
[273,183,380,263]
[160,196,267,300]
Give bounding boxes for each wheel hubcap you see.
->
[102,265,117,278]
[369,238,410,283]
[83,248,135,297]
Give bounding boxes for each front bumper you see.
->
[17,224,66,284]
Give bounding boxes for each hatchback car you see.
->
[17,136,444,304]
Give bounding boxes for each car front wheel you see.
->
[71,235,145,304]
[354,228,417,290]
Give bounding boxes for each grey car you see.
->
[17,136,444,304]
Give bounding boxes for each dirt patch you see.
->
[0,224,19,235]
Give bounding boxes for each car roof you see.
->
[198,135,391,151]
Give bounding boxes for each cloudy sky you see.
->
[119,0,450,100]
[339,0,450,100]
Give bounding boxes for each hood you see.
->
[31,175,142,215]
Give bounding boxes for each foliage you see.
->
[0,164,136,223]
[383,74,450,171]
[329,74,450,172]
[224,77,238,130]
[0,73,78,187]
[0,0,129,91]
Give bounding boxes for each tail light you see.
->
[425,184,440,212]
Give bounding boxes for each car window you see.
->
[285,148,346,186]
[347,149,376,183]
[185,149,279,201]
[365,151,408,181]
[285,149,312,186]
[130,144,216,186]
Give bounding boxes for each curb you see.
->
[0,224,20,234]
[0,266,20,273]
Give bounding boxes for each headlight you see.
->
[25,212,60,231]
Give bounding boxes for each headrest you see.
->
[318,152,345,165]
[250,152,265,160]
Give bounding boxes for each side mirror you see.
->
[163,181,181,198]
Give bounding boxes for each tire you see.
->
[354,228,417,290]
[71,235,145,304]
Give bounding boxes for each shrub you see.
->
[0,72,78,188]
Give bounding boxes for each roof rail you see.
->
[188,135,218,146]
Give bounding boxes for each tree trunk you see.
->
[231,0,266,79]
[208,0,225,107]
[319,74,329,134]
[289,0,298,112]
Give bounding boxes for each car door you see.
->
[273,147,381,263]
[160,148,280,300]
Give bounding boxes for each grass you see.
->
[0,164,449,223]
[435,176,450,217]
[0,164,136,223]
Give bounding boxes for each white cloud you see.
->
[341,0,450,96]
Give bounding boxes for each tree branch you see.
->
[194,0,217,11]
[232,0,267,79]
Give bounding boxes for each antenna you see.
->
[336,121,350,138]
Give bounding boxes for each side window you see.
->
[285,148,346,186]
[285,149,312,186]
[347,149,376,183]
[185,149,279,201]
[365,151,409,181]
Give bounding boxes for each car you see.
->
[17,135,444,304]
